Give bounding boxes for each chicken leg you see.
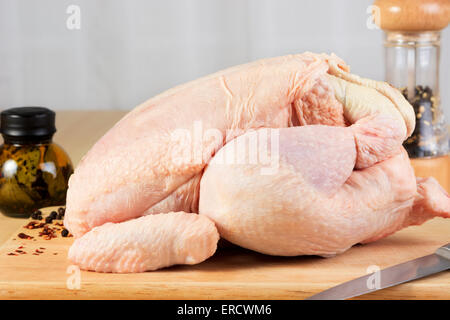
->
[199,124,449,256]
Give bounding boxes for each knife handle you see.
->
[435,243,450,260]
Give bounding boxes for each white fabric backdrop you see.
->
[0,0,449,120]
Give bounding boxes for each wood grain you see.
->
[0,207,448,300]
[374,0,450,31]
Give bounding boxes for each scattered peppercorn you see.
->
[14,210,71,245]
[31,210,42,220]
[45,216,54,224]
[49,211,57,219]
[56,207,66,220]
[61,228,69,237]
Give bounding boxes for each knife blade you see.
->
[306,243,450,300]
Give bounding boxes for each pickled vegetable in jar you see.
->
[0,107,73,218]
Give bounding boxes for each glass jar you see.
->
[0,107,74,218]
[385,31,449,158]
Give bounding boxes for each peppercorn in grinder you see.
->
[374,0,450,191]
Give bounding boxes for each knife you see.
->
[306,243,450,300]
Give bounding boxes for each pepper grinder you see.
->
[374,0,450,191]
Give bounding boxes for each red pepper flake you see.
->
[24,221,46,230]
[32,253,39,256]
[17,233,33,240]
[35,249,44,254]
[18,246,24,249]
[38,225,57,239]
[7,253,17,256]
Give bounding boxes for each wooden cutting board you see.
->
[0,207,448,300]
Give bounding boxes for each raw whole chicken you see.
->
[65,53,450,273]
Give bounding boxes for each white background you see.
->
[0,0,449,119]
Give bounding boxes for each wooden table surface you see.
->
[0,111,448,300]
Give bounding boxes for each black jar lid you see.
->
[0,107,56,143]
